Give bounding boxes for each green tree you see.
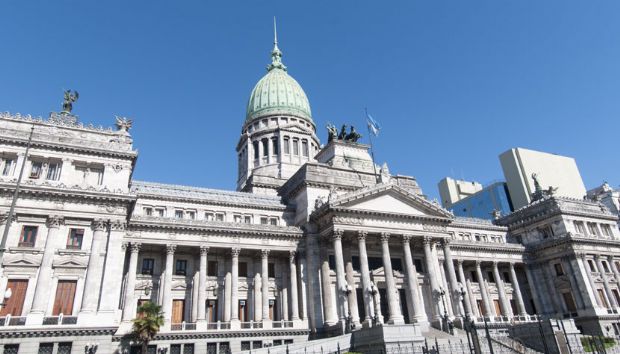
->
[132,301,164,354]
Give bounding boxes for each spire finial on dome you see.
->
[268,17,287,72]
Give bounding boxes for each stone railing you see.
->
[0,315,26,326]
[240,321,264,329]
[206,321,230,330]
[171,321,196,331]
[272,320,294,328]
[42,314,78,325]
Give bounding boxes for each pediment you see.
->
[3,254,42,267]
[53,257,88,268]
[332,184,453,219]
[282,124,312,134]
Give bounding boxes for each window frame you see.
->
[175,259,188,276]
[141,258,155,275]
[66,228,84,250]
[19,225,38,247]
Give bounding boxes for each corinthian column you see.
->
[357,231,374,326]
[197,246,209,322]
[121,242,141,321]
[162,244,176,328]
[261,249,271,326]
[595,255,617,308]
[332,230,348,322]
[492,262,511,317]
[289,250,300,321]
[381,233,404,324]
[423,237,442,322]
[509,262,527,316]
[27,216,63,324]
[457,260,473,318]
[402,235,423,322]
[80,219,108,315]
[441,239,461,318]
[475,261,493,318]
[230,248,240,327]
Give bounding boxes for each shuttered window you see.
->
[52,280,77,315]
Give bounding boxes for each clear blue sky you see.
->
[1,1,619,199]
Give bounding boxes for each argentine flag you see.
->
[366,110,381,137]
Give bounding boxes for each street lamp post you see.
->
[438,286,452,334]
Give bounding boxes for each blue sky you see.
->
[1,1,618,199]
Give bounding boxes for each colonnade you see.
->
[320,230,530,329]
[120,243,303,330]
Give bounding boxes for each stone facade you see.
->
[0,40,618,354]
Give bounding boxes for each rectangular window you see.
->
[175,210,183,219]
[292,139,299,155]
[268,263,275,277]
[3,345,19,354]
[46,161,62,180]
[253,141,259,159]
[186,211,195,220]
[208,261,218,276]
[66,228,84,249]
[554,263,564,276]
[503,271,511,283]
[588,260,597,272]
[0,279,28,316]
[172,299,185,323]
[302,140,309,157]
[30,161,43,179]
[234,215,242,223]
[487,271,495,283]
[414,259,424,273]
[262,139,269,156]
[1,157,15,176]
[244,215,252,224]
[205,212,214,221]
[471,271,478,283]
[603,261,611,273]
[19,225,38,247]
[574,221,586,234]
[587,222,600,236]
[241,342,251,351]
[175,260,187,276]
[142,258,155,275]
[351,256,360,271]
[144,207,153,216]
[260,217,268,225]
[52,280,77,315]
[38,343,54,354]
[602,224,613,237]
[239,262,248,277]
[283,137,290,154]
[215,213,224,221]
[272,138,279,155]
[183,344,194,354]
[156,208,165,217]
[57,343,72,354]
[270,217,278,226]
[170,345,181,354]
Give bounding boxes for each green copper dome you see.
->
[245,34,312,122]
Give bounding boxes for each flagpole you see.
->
[0,125,35,265]
[365,108,379,183]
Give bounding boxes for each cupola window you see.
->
[283,137,290,154]
[272,138,279,155]
[262,139,269,157]
[302,140,309,157]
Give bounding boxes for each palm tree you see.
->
[132,301,164,354]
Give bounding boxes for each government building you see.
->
[0,31,619,354]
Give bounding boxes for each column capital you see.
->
[456,259,464,266]
[509,261,517,268]
[608,255,615,262]
[200,246,209,256]
[441,238,451,246]
[289,250,297,262]
[91,218,107,232]
[166,244,176,255]
[110,219,127,231]
[380,232,391,243]
[594,254,602,261]
[46,215,64,229]
[475,260,482,268]
[231,248,241,257]
[422,236,434,245]
[492,261,499,268]
[261,249,270,259]
[357,230,368,241]
[402,234,413,244]
[332,229,344,241]
[130,242,141,254]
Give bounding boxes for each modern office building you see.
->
[443,182,513,219]
[437,177,483,209]
[499,147,587,210]
[0,31,618,354]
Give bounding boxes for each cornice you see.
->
[0,326,117,339]
[113,328,311,342]
[0,181,136,203]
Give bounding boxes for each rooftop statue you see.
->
[338,124,347,140]
[345,125,362,142]
[62,90,79,113]
[326,123,338,143]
